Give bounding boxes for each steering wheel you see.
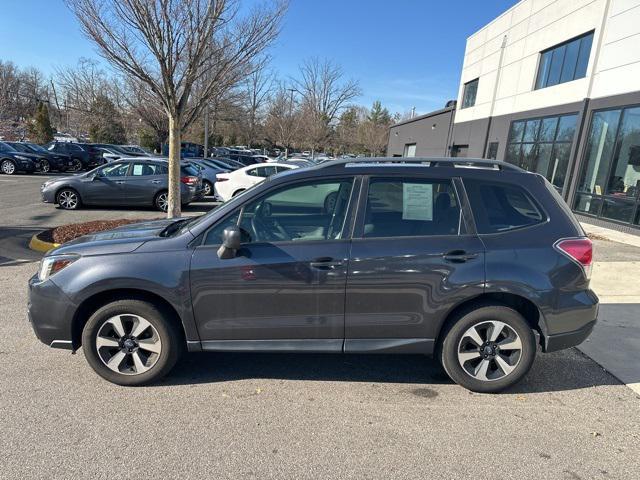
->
[251,202,289,242]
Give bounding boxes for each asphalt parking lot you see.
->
[1,172,639,479]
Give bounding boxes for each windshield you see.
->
[7,143,30,153]
[0,142,17,153]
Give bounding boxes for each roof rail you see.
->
[315,157,524,172]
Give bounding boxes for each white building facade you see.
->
[388,0,640,232]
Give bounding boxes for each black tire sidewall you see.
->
[440,305,536,393]
[81,299,182,386]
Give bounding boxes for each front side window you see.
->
[535,31,593,90]
[203,179,354,245]
[362,179,462,238]
[464,179,545,234]
[505,113,578,191]
[99,163,130,177]
[461,78,479,109]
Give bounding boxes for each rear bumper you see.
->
[544,320,596,352]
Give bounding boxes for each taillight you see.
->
[555,237,593,279]
[180,176,198,185]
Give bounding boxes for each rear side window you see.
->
[362,178,462,238]
[464,179,545,234]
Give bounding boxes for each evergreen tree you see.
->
[367,100,391,126]
[28,102,55,144]
[88,95,127,143]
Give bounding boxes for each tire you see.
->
[81,299,183,386]
[39,159,51,174]
[56,188,81,210]
[68,158,83,172]
[232,189,245,197]
[1,159,16,175]
[439,305,536,393]
[154,191,168,211]
[202,180,213,197]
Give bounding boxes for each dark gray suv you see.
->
[28,158,598,392]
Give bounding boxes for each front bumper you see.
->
[28,274,77,349]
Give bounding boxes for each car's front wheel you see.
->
[56,188,81,210]
[38,159,51,173]
[1,159,16,175]
[68,158,83,172]
[439,305,536,393]
[82,299,183,386]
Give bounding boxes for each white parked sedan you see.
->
[214,163,298,201]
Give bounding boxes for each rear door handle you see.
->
[310,257,343,269]
[443,250,479,263]
[150,180,161,184]
[114,181,125,185]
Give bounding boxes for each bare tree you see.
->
[65,0,287,217]
[264,82,299,153]
[293,58,360,151]
[241,59,274,147]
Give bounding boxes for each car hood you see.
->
[50,218,181,256]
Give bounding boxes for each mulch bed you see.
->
[38,219,160,244]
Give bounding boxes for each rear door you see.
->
[344,175,485,353]
[121,162,167,205]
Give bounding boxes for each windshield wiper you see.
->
[160,218,192,237]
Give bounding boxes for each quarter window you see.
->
[535,32,593,90]
[362,179,462,238]
[505,113,578,191]
[461,78,479,109]
[464,180,545,234]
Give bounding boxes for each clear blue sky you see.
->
[0,0,516,115]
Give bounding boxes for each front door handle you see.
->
[443,250,479,263]
[310,257,343,269]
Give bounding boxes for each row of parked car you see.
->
[38,150,313,211]
[0,140,152,175]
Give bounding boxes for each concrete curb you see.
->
[28,232,60,253]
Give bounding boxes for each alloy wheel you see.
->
[69,159,82,172]
[58,190,78,209]
[203,181,212,196]
[39,159,51,173]
[1,159,16,175]
[457,320,522,381]
[96,314,162,375]
[157,192,168,211]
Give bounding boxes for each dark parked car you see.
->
[40,158,202,211]
[44,142,107,171]
[5,142,75,173]
[0,141,38,175]
[29,158,597,392]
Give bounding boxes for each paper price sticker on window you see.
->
[402,183,433,221]
[132,164,143,176]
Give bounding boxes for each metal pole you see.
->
[203,104,209,158]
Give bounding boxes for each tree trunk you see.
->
[167,115,182,219]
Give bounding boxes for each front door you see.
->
[83,162,130,205]
[345,176,485,353]
[190,177,357,349]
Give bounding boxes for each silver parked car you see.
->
[40,158,203,211]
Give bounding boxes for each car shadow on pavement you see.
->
[158,347,622,394]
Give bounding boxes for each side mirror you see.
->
[217,226,242,259]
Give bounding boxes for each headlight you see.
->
[38,255,79,282]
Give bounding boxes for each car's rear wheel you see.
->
[1,159,16,175]
[82,300,183,386]
[56,188,81,210]
[439,305,536,393]
[154,191,168,211]
[68,158,83,172]
[39,159,51,173]
[203,180,213,196]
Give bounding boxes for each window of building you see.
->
[505,113,578,192]
[574,106,640,226]
[403,143,416,157]
[535,31,594,90]
[362,179,462,238]
[486,142,499,160]
[461,79,479,109]
[463,179,545,234]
